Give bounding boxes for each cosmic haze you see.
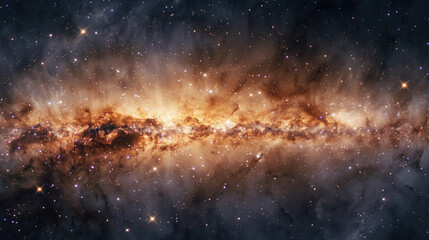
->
[1,0,429,239]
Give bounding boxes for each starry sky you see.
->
[1,0,429,239]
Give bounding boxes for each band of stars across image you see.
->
[1,0,429,239]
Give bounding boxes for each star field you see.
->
[1,0,429,239]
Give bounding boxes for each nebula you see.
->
[1,0,429,239]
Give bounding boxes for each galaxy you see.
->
[1,0,429,239]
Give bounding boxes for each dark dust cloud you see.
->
[1,0,429,239]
